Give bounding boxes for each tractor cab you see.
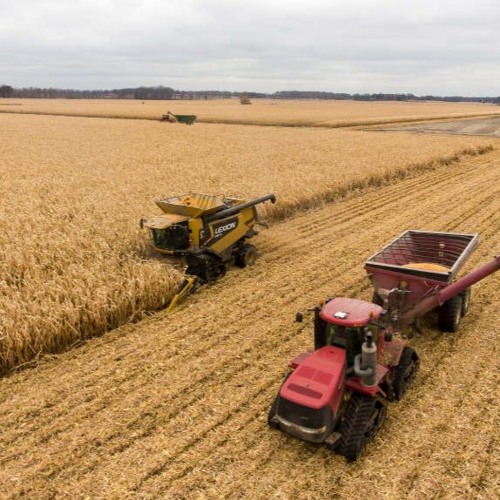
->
[315,297,383,364]
[269,298,386,448]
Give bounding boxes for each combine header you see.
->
[269,230,499,461]
[141,192,276,310]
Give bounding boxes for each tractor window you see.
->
[151,224,189,251]
[325,324,363,365]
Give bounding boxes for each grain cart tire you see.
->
[393,347,419,401]
[460,288,471,317]
[438,295,463,333]
[338,394,387,462]
[235,244,257,268]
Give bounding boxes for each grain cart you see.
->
[268,230,499,461]
[160,111,197,124]
[140,192,276,310]
[366,230,483,332]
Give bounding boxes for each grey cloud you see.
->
[0,0,499,95]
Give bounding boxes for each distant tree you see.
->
[133,86,174,100]
[0,85,13,97]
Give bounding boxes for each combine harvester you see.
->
[160,111,197,124]
[269,230,499,461]
[141,192,276,310]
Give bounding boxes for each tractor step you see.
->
[325,432,342,448]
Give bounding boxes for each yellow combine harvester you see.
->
[140,192,276,310]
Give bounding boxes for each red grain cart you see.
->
[268,230,499,461]
[365,230,478,332]
[365,230,497,332]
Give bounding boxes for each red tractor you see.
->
[268,297,417,462]
[268,231,499,461]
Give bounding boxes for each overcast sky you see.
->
[1,0,499,95]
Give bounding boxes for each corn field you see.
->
[0,112,495,373]
[2,97,500,126]
[0,103,499,498]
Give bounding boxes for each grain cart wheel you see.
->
[393,347,419,401]
[460,288,471,317]
[338,394,387,462]
[438,295,463,333]
[235,244,257,268]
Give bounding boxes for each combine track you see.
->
[0,151,499,499]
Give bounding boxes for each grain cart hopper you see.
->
[140,192,276,310]
[160,111,197,124]
[268,230,499,461]
[365,230,492,332]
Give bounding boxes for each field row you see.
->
[0,150,498,498]
[0,113,495,374]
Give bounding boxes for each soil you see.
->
[378,116,500,137]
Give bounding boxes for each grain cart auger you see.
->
[268,230,499,462]
[140,192,276,311]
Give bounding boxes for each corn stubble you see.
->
[0,112,495,373]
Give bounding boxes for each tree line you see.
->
[1,84,498,103]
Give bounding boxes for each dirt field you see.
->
[0,149,498,498]
[379,116,500,137]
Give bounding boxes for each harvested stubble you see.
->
[0,112,496,374]
[2,97,500,127]
[0,150,498,498]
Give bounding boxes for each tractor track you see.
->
[0,151,499,498]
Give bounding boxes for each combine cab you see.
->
[141,192,276,309]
